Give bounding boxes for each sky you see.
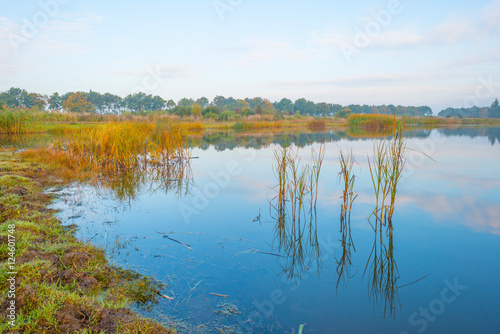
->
[1,0,499,114]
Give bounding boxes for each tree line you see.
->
[0,87,434,118]
[438,99,500,118]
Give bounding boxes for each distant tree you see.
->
[316,102,330,116]
[178,98,194,107]
[336,106,352,118]
[490,98,500,118]
[235,99,250,114]
[294,98,316,116]
[246,97,264,110]
[196,97,209,108]
[192,103,202,118]
[63,92,95,113]
[102,93,123,114]
[330,104,343,114]
[213,96,226,109]
[275,98,294,114]
[166,99,176,110]
[263,99,275,112]
[255,104,263,115]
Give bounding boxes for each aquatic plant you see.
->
[367,120,408,227]
[270,138,325,279]
[336,148,357,287]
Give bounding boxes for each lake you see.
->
[43,127,500,334]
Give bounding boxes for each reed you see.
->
[364,223,400,318]
[307,118,327,130]
[0,108,32,134]
[336,148,358,287]
[348,114,396,129]
[21,121,191,192]
[270,138,325,279]
[233,120,283,131]
[367,119,408,227]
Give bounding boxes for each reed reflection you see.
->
[336,148,357,288]
[364,217,400,318]
[94,157,193,202]
[270,139,325,279]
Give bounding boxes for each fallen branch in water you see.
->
[160,294,174,300]
[234,248,284,258]
[156,231,192,250]
[209,292,228,297]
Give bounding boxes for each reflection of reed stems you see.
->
[336,148,358,287]
[270,137,325,279]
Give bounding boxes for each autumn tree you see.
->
[192,103,202,118]
[63,92,95,113]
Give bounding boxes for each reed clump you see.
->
[307,118,327,130]
[367,121,407,228]
[348,114,395,129]
[21,121,190,182]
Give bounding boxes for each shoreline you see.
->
[0,149,175,333]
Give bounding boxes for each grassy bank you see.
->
[0,149,175,333]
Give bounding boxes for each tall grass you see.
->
[307,118,327,130]
[348,114,396,129]
[0,108,32,134]
[22,121,191,183]
[367,121,408,228]
[233,120,283,131]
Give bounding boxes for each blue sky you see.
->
[1,0,499,113]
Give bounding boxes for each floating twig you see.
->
[160,294,174,300]
[156,231,192,250]
[209,292,228,297]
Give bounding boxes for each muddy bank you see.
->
[0,149,175,333]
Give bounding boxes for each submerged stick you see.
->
[209,292,228,297]
[156,231,192,250]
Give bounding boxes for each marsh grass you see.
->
[0,108,33,134]
[348,114,396,129]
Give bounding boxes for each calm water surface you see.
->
[44,127,500,334]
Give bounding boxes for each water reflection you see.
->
[94,159,193,202]
[3,126,499,153]
[364,220,400,318]
[270,140,324,279]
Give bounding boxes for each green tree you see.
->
[49,93,62,111]
[316,102,330,116]
[196,97,209,108]
[336,106,352,118]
